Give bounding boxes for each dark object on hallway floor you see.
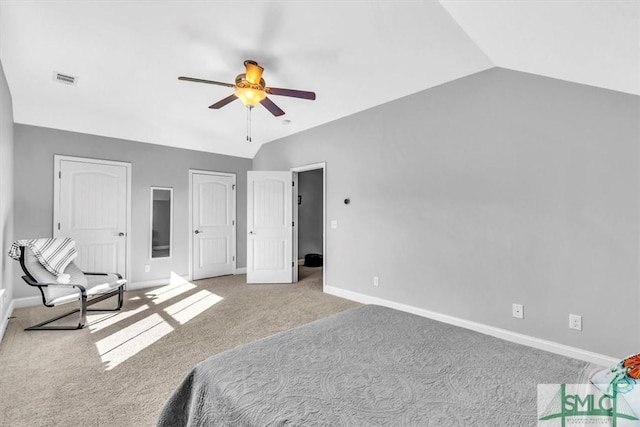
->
[304,253,323,267]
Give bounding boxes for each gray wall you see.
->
[253,67,640,358]
[0,59,14,321]
[13,124,251,298]
[298,169,323,257]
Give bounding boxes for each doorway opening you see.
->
[292,162,326,292]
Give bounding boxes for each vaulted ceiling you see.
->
[1,1,637,159]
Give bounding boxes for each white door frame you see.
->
[291,162,326,292]
[53,155,132,281]
[188,169,237,281]
[149,186,173,260]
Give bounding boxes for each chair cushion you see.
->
[24,247,87,304]
[24,247,87,287]
[85,274,126,296]
[23,247,123,306]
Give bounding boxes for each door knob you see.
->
[118,232,125,237]
[194,230,202,234]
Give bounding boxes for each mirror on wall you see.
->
[150,187,173,259]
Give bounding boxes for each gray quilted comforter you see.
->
[158,305,589,426]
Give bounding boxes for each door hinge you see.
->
[232,184,236,190]
[233,256,235,262]
[232,220,235,226]
[292,221,295,227]
[58,171,61,179]
[292,181,295,187]
[57,222,60,230]
[292,261,294,267]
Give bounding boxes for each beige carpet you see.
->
[0,267,360,426]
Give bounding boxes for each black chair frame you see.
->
[19,246,125,331]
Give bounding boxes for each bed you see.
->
[158,305,590,426]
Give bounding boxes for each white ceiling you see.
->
[0,1,637,159]
[440,0,640,95]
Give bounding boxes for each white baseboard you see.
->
[324,286,617,368]
[0,297,14,343]
[1,295,43,344]
[128,275,189,291]
[132,271,247,288]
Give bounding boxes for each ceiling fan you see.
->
[178,60,316,117]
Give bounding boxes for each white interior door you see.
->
[247,171,294,284]
[192,172,236,280]
[56,158,128,276]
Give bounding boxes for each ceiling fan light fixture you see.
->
[234,86,266,107]
[179,59,314,116]
[234,74,266,107]
[244,60,264,85]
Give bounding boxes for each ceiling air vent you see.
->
[52,71,78,86]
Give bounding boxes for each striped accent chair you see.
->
[18,246,126,330]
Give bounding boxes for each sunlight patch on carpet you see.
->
[95,273,224,370]
[146,281,196,305]
[88,304,150,333]
[96,313,174,370]
[164,290,224,325]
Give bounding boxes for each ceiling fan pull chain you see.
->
[246,106,252,143]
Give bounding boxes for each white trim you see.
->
[325,286,617,367]
[291,162,326,291]
[188,170,237,281]
[128,275,190,291]
[291,162,327,173]
[235,267,247,275]
[188,171,193,281]
[149,186,174,260]
[0,294,13,342]
[292,172,299,282]
[53,155,132,282]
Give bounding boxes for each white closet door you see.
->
[57,159,128,275]
[192,173,236,280]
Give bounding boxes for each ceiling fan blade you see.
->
[260,97,285,117]
[209,94,238,109]
[178,76,235,88]
[244,60,264,85]
[266,87,316,100]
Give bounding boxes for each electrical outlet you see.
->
[512,303,524,319]
[373,276,379,287]
[144,265,150,273]
[569,314,582,331]
[331,220,338,229]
